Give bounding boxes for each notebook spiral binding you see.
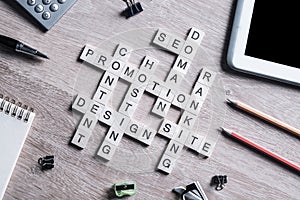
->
[0,94,34,123]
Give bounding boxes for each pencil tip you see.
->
[220,127,231,134]
[217,127,224,132]
[226,98,237,106]
[226,98,232,104]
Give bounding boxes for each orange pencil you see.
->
[226,98,300,138]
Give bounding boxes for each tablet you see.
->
[227,0,300,86]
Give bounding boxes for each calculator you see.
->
[16,0,77,30]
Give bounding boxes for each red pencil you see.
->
[221,127,300,173]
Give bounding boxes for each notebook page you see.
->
[0,99,35,200]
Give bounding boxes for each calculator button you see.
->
[42,11,51,20]
[42,0,52,5]
[27,0,36,6]
[57,0,66,4]
[35,4,44,13]
[50,3,59,12]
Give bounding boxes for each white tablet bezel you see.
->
[227,0,300,86]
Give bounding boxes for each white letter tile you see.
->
[152,29,172,48]
[98,106,116,126]
[107,59,125,77]
[113,43,133,62]
[192,82,210,101]
[187,27,205,46]
[158,119,177,139]
[97,140,117,161]
[185,132,204,152]
[164,140,184,159]
[118,98,138,117]
[172,92,190,109]
[197,68,217,87]
[71,128,92,149]
[125,121,143,139]
[140,56,159,75]
[137,127,157,146]
[172,55,191,75]
[180,40,199,61]
[93,86,111,106]
[100,71,119,91]
[166,35,185,55]
[151,98,171,117]
[72,94,91,114]
[172,127,190,144]
[104,127,124,146]
[178,111,197,130]
[157,154,176,174]
[120,65,138,83]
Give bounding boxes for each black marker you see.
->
[0,34,48,59]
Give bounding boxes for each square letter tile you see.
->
[113,43,133,62]
[100,71,119,91]
[172,55,191,75]
[159,87,176,103]
[71,128,92,149]
[93,51,112,70]
[178,111,197,130]
[96,140,117,161]
[180,40,199,61]
[140,56,159,74]
[172,92,190,109]
[72,94,91,114]
[105,127,124,146]
[151,98,171,117]
[125,120,143,139]
[120,65,138,83]
[118,98,138,117]
[192,82,210,101]
[197,68,217,87]
[157,154,176,174]
[146,78,164,96]
[107,59,125,77]
[78,113,98,132]
[137,127,157,146]
[166,35,185,55]
[187,27,205,46]
[79,44,97,63]
[93,86,111,106]
[164,140,184,159]
[172,127,190,144]
[185,96,204,116]
[185,132,204,152]
[152,29,171,48]
[198,138,216,157]
[165,69,184,88]
[98,106,116,126]
[158,119,177,139]
[126,83,145,102]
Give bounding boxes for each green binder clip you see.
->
[114,181,136,197]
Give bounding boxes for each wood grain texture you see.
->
[0,0,299,200]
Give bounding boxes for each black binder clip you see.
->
[122,0,143,18]
[211,175,227,191]
[173,181,208,200]
[38,155,54,170]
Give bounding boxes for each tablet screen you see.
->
[245,1,300,69]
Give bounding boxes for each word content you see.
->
[71,28,217,174]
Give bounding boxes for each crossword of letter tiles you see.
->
[71,27,218,174]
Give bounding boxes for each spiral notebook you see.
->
[0,95,35,200]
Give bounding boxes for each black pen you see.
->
[0,34,49,59]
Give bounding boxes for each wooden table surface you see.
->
[0,0,299,199]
